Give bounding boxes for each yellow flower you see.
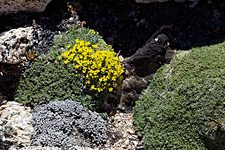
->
[59,35,124,93]
[67,44,71,49]
[91,85,95,90]
[92,44,98,49]
[108,88,113,92]
[64,60,69,64]
[86,80,90,84]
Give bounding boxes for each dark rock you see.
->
[199,120,225,150]
[118,27,175,109]
[118,75,152,110]
[125,30,174,77]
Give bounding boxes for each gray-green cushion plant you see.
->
[14,49,92,107]
[14,26,99,108]
[134,43,225,149]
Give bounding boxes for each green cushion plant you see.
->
[14,49,93,107]
[134,42,225,149]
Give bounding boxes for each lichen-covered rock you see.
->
[0,26,54,64]
[32,100,108,149]
[0,101,34,149]
[0,0,52,15]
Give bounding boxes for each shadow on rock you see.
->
[0,63,20,102]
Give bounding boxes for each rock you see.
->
[0,101,34,149]
[125,33,174,77]
[119,27,175,109]
[0,93,6,106]
[0,0,53,15]
[135,0,199,7]
[198,120,225,150]
[32,100,108,149]
[10,146,60,150]
[118,75,152,110]
[0,26,55,64]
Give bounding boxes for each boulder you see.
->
[0,0,52,15]
[0,101,34,149]
[0,26,54,64]
[0,101,98,150]
[125,29,174,77]
[118,27,175,110]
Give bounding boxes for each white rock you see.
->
[0,101,34,148]
[0,26,53,64]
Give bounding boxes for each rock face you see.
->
[135,0,197,4]
[0,101,34,150]
[0,93,6,106]
[0,26,54,64]
[32,100,108,149]
[136,0,185,2]
[0,0,53,15]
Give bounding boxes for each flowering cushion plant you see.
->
[59,33,124,93]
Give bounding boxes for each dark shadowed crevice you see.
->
[1,0,225,57]
[77,0,225,56]
[0,0,68,32]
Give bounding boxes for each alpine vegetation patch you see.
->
[31,100,108,149]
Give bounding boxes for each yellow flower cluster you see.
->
[88,29,98,35]
[59,39,124,92]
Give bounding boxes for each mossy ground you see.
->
[134,42,225,149]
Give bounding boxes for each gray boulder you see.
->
[0,0,52,15]
[32,100,108,149]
